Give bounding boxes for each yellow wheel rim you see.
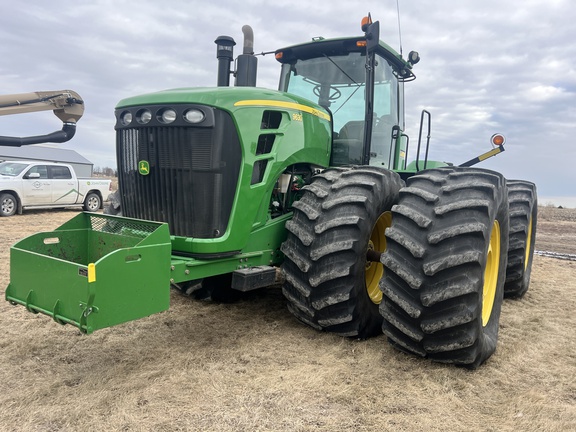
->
[524,215,533,271]
[482,220,501,326]
[366,211,392,304]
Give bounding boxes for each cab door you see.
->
[21,165,51,205]
[49,165,78,205]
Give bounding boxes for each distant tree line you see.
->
[93,166,118,177]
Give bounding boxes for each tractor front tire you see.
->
[281,166,404,338]
[504,180,537,298]
[380,167,509,368]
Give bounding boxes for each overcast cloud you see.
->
[0,0,574,202]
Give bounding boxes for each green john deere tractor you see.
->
[6,16,537,368]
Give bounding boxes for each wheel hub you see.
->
[2,199,14,214]
[366,211,392,304]
[524,216,533,271]
[482,220,501,326]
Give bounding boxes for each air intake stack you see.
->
[215,35,236,87]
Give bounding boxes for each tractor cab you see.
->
[275,23,417,170]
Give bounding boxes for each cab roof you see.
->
[274,36,415,81]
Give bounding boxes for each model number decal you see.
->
[234,100,330,121]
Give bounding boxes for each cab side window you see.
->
[49,166,72,179]
[25,165,48,179]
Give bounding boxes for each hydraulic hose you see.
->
[0,122,77,147]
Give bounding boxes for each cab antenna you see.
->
[396,0,403,56]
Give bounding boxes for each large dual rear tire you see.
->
[281,166,404,338]
[504,180,537,298]
[380,167,509,368]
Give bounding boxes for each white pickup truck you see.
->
[0,161,112,216]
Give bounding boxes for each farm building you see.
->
[0,145,93,177]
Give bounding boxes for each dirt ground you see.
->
[0,206,574,431]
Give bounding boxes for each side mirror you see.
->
[25,172,41,179]
[365,21,380,53]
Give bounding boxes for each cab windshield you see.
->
[281,51,399,167]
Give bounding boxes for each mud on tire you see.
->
[281,166,404,338]
[504,180,537,298]
[104,190,122,216]
[380,167,509,368]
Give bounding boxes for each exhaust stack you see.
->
[235,25,257,87]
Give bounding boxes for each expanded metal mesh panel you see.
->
[116,109,241,239]
[88,214,157,238]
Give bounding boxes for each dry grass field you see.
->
[0,206,575,431]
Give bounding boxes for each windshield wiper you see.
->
[321,54,364,115]
[323,54,359,85]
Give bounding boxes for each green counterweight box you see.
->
[6,213,171,334]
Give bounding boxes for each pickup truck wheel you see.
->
[1,193,17,217]
[83,192,101,212]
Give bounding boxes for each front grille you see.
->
[116,107,241,239]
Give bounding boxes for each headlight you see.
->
[136,109,152,124]
[120,111,133,126]
[159,108,177,124]
[184,109,205,124]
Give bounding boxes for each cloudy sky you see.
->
[0,0,574,202]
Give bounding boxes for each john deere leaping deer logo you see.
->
[138,160,150,176]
